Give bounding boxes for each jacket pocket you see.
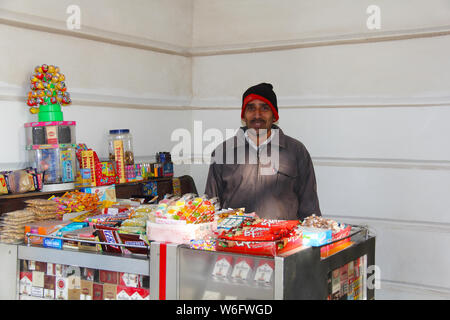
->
[275,161,298,195]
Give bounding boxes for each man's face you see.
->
[243,99,274,134]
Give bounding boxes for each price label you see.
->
[254,262,274,283]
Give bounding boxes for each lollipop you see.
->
[26,63,71,114]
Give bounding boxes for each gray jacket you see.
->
[205,125,321,220]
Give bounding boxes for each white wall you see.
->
[189,0,450,300]
[0,0,193,177]
[1,0,449,300]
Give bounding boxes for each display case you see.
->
[176,226,375,300]
[0,225,375,300]
[10,243,150,300]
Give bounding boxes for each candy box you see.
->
[25,220,71,245]
[147,220,215,245]
[43,222,89,249]
[216,231,303,257]
[216,215,251,233]
[0,174,8,194]
[189,239,216,251]
[95,227,149,254]
[24,121,76,146]
[299,226,332,247]
[320,225,353,258]
[80,185,116,202]
[116,232,149,255]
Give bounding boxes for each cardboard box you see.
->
[99,270,118,285]
[44,275,55,299]
[55,264,65,277]
[114,140,126,184]
[68,289,81,300]
[93,283,103,300]
[82,268,97,282]
[19,272,33,296]
[31,286,44,298]
[35,262,47,272]
[55,277,68,300]
[25,220,70,245]
[299,226,332,247]
[81,150,96,186]
[68,275,81,290]
[116,286,135,300]
[80,280,93,300]
[32,271,45,288]
[119,272,143,288]
[80,185,116,202]
[132,288,150,300]
[103,283,117,300]
[47,263,55,276]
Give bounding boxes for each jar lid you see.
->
[109,129,130,134]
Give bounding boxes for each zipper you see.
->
[256,144,260,209]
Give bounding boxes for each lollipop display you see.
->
[26,64,71,115]
[24,64,77,191]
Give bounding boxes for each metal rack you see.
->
[0,225,376,300]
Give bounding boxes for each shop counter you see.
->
[0,225,375,300]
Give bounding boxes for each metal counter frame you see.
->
[0,228,375,300]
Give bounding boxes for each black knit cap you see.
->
[241,83,279,121]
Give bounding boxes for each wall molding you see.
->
[2,83,450,111]
[170,154,450,174]
[190,25,450,56]
[324,214,450,234]
[379,279,450,299]
[0,9,189,57]
[313,156,450,171]
[190,96,450,110]
[0,84,192,110]
[2,9,450,57]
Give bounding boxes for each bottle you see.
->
[108,129,134,165]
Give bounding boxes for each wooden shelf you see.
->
[0,177,174,200]
[0,175,197,216]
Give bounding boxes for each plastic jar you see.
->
[108,129,134,165]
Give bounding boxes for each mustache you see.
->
[250,119,266,123]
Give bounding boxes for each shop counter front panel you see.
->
[178,247,276,300]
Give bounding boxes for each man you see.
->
[205,82,321,220]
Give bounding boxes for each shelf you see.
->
[0,177,174,200]
[17,245,150,275]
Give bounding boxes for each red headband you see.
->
[241,94,279,121]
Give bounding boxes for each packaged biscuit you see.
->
[1,169,42,194]
[0,174,8,194]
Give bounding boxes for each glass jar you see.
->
[108,129,134,165]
